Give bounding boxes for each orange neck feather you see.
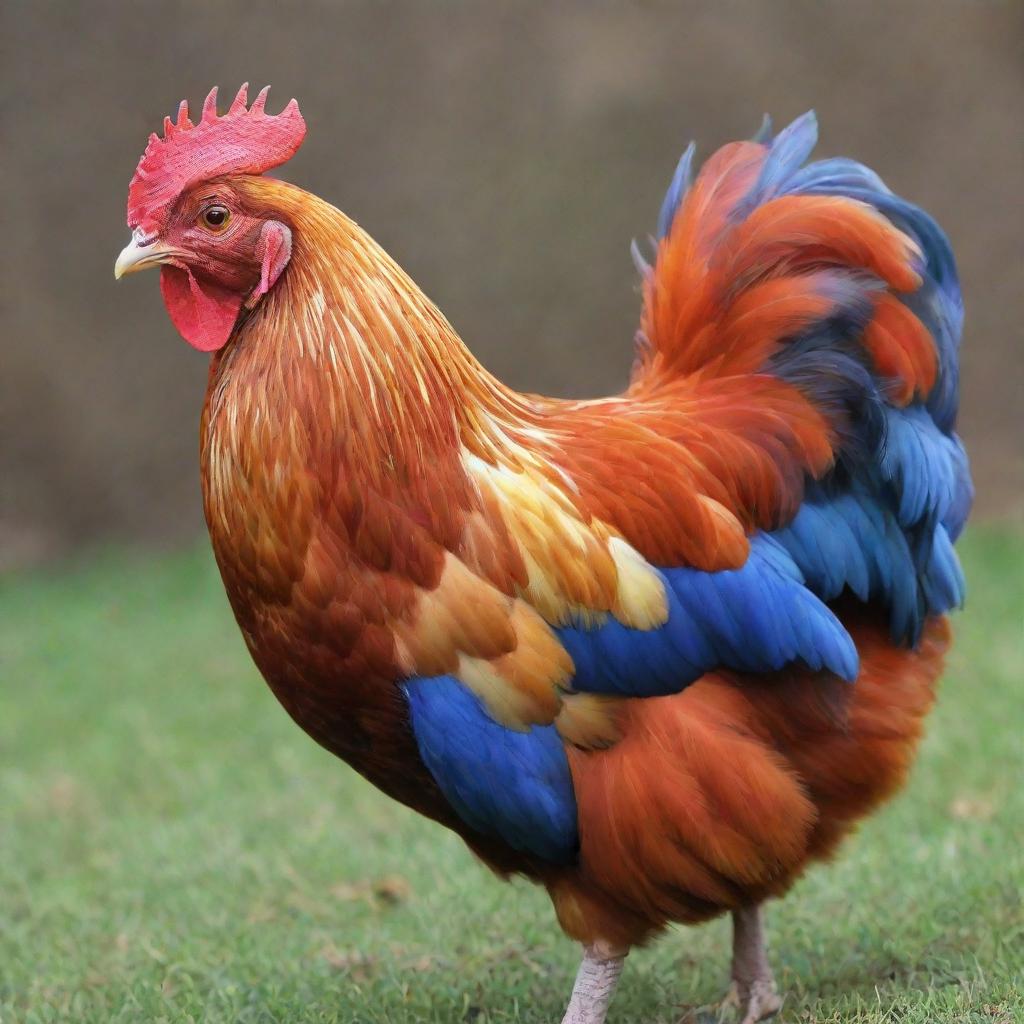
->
[199,178,544,605]
[213,178,534,463]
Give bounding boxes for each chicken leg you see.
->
[724,904,782,1024]
[560,941,627,1024]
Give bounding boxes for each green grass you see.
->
[1,527,1021,1024]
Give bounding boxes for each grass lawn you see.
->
[1,526,1021,1023]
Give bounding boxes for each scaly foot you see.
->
[724,905,782,1023]
[560,940,628,1024]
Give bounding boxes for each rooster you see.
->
[115,86,970,1024]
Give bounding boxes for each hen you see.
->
[116,86,971,1024]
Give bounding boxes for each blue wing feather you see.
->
[404,676,579,864]
[558,534,859,698]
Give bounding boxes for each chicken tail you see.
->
[633,113,972,644]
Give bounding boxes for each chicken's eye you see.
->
[201,205,231,231]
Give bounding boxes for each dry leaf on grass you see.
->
[320,945,379,981]
[949,793,998,821]
[328,874,411,906]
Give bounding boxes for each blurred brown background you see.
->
[3,1,1022,571]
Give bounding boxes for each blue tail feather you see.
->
[652,113,971,645]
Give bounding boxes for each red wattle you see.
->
[160,265,244,352]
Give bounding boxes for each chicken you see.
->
[115,86,971,1024]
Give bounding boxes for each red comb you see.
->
[127,84,306,233]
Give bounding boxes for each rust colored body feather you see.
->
[549,609,947,946]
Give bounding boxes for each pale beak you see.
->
[114,233,176,279]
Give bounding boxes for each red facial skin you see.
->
[152,180,292,351]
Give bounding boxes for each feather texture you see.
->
[175,109,972,948]
[405,675,579,863]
